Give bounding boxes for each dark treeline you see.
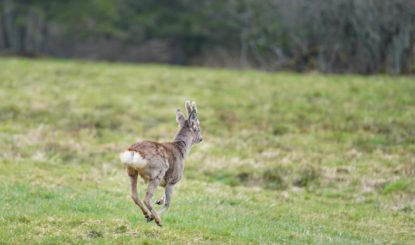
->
[1,0,415,74]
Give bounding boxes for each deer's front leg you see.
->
[155,196,164,205]
[158,184,174,216]
[128,168,152,222]
[144,178,162,226]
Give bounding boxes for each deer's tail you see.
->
[119,150,147,168]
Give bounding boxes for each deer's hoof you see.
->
[145,216,153,223]
[155,199,164,205]
[155,221,163,227]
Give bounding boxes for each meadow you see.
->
[0,58,414,244]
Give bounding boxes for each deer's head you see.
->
[176,100,203,144]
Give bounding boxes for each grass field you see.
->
[0,58,414,244]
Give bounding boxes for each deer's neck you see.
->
[173,127,193,159]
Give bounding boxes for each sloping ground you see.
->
[0,58,414,244]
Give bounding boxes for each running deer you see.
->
[119,101,203,226]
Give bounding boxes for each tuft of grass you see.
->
[293,165,321,188]
[262,167,288,190]
[383,179,411,195]
[206,171,238,186]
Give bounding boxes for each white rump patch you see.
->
[119,151,147,168]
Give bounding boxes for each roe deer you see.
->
[119,101,203,226]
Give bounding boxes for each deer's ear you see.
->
[191,101,198,113]
[188,111,197,126]
[176,109,186,126]
[185,100,192,115]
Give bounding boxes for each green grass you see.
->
[0,57,414,244]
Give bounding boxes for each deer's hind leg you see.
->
[128,167,152,222]
[144,174,164,226]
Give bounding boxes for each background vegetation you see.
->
[1,0,415,74]
[0,58,414,244]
